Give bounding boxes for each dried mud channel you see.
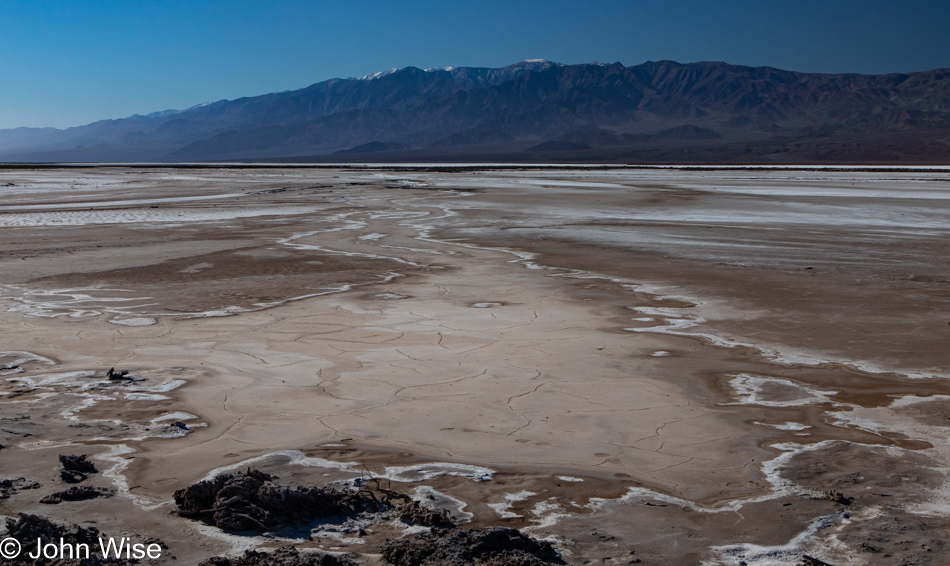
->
[1,165,949,565]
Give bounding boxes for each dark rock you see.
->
[820,490,853,505]
[799,555,835,566]
[59,454,99,474]
[200,546,355,566]
[0,477,41,499]
[381,526,567,566]
[61,469,88,483]
[173,468,409,532]
[106,367,131,380]
[40,486,114,504]
[395,499,455,529]
[3,513,133,565]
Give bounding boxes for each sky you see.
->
[2,0,949,130]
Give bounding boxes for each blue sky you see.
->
[2,0,949,129]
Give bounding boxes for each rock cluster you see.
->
[174,469,392,531]
[40,486,114,504]
[381,526,567,566]
[175,470,568,565]
[3,513,132,566]
[821,490,853,505]
[59,454,98,484]
[200,546,355,566]
[0,478,40,499]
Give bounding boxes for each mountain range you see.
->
[2,59,949,164]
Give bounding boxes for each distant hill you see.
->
[334,141,408,154]
[2,59,949,164]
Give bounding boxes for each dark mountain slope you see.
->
[2,60,949,163]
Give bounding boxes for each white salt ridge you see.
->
[96,444,161,508]
[110,317,157,326]
[0,191,248,212]
[473,302,502,308]
[2,270,401,323]
[0,351,56,375]
[7,365,189,445]
[487,490,537,519]
[728,374,838,407]
[368,210,429,219]
[573,441,838,526]
[200,450,358,481]
[9,370,97,387]
[710,514,843,566]
[0,285,156,320]
[184,305,250,318]
[124,393,169,401]
[524,498,570,530]
[279,231,426,268]
[0,350,56,367]
[377,243,446,255]
[773,422,811,431]
[556,475,584,482]
[888,394,950,409]
[198,450,494,486]
[372,293,408,300]
[820,398,950,518]
[58,392,113,422]
[132,379,186,393]
[381,463,495,483]
[621,301,944,379]
[0,205,323,227]
[692,184,950,200]
[412,485,473,521]
[144,413,207,440]
[152,411,200,423]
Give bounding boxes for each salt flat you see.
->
[0,166,948,564]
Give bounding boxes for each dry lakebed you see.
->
[0,164,949,565]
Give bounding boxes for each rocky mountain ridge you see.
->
[2,59,949,163]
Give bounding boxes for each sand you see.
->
[1,165,949,564]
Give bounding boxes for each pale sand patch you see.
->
[104,257,746,501]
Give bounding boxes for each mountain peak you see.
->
[357,68,400,81]
[356,59,564,81]
[502,59,564,69]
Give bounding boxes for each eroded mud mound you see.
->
[381,527,568,566]
[200,546,355,566]
[0,477,40,499]
[58,454,99,484]
[40,486,114,504]
[3,513,132,566]
[174,468,449,532]
[59,454,99,474]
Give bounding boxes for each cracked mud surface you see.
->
[1,165,949,564]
